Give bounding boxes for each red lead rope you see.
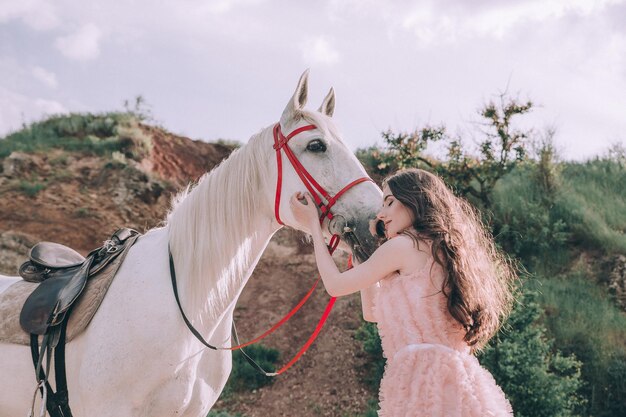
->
[233,235,342,376]
[170,123,371,377]
[246,124,370,375]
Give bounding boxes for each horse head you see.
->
[271,70,382,262]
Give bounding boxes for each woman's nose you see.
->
[376,209,385,220]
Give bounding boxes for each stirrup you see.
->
[28,380,47,417]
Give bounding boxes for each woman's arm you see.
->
[291,192,412,297]
[352,257,378,322]
[308,223,409,296]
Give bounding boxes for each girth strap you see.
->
[30,316,72,417]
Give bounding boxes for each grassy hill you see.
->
[0,112,234,259]
[356,146,626,416]
[490,159,626,416]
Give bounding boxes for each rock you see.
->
[2,152,41,179]
[0,231,36,275]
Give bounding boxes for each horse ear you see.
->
[318,87,335,117]
[281,69,309,125]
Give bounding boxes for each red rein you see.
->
[229,123,371,376]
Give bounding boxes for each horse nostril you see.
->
[375,220,386,239]
[343,226,353,233]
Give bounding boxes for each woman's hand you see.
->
[290,192,320,230]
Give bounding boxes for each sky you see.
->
[1,0,625,160]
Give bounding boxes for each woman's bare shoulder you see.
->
[385,235,431,275]
[376,234,415,256]
[383,234,428,251]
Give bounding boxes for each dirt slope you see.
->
[213,242,372,417]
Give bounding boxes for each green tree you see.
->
[480,289,586,417]
[366,94,533,209]
[379,126,446,170]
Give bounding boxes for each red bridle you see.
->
[273,123,372,226]
[227,122,371,375]
[171,122,373,377]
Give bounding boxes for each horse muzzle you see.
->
[328,214,381,263]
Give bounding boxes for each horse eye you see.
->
[306,139,327,153]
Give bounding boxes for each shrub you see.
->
[556,160,626,254]
[221,344,280,396]
[0,112,137,158]
[490,164,571,271]
[480,288,586,417]
[73,207,91,218]
[18,180,46,197]
[354,322,385,392]
[207,411,246,417]
[534,272,626,416]
[361,399,380,417]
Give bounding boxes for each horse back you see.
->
[0,275,20,294]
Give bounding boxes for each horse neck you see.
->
[167,128,279,326]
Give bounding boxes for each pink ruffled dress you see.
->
[373,255,513,417]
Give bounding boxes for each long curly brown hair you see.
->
[382,168,516,350]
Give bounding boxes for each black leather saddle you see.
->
[19,228,138,335]
[18,228,139,417]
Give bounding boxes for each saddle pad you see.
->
[0,234,139,345]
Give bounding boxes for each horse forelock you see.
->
[166,126,274,319]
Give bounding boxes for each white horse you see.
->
[0,71,382,417]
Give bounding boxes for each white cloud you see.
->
[31,66,58,89]
[0,0,59,30]
[54,23,103,61]
[469,0,625,38]
[1,0,623,160]
[397,0,626,44]
[0,87,67,136]
[33,98,67,114]
[300,37,340,66]
[200,0,265,14]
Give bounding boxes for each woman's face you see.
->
[376,185,414,239]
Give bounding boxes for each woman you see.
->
[290,168,515,417]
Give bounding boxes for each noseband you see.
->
[171,122,373,376]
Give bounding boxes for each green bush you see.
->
[480,288,586,417]
[556,160,626,254]
[0,112,136,158]
[18,180,46,197]
[354,322,385,392]
[361,399,379,417]
[491,158,626,271]
[491,165,571,271]
[207,411,245,417]
[222,344,280,396]
[533,272,626,416]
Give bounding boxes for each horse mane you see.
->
[166,126,273,321]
